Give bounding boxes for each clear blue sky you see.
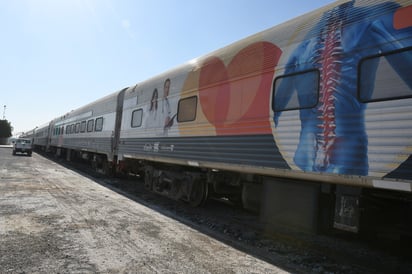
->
[0,0,334,134]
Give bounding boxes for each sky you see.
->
[0,0,335,135]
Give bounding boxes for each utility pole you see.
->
[2,105,5,120]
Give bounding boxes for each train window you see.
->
[70,124,75,134]
[95,117,103,131]
[272,69,319,112]
[75,123,80,133]
[87,119,94,132]
[65,125,70,135]
[61,126,64,135]
[131,109,143,128]
[80,121,86,133]
[359,48,412,102]
[177,96,197,122]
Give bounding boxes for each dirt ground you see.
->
[0,147,287,273]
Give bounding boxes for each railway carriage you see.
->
[20,128,35,140]
[117,0,412,235]
[47,90,125,171]
[26,0,412,237]
[32,123,50,150]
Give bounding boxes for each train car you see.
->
[25,0,412,238]
[116,0,412,236]
[20,128,36,140]
[48,90,125,173]
[32,122,51,151]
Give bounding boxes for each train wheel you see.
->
[102,161,113,177]
[189,179,208,207]
[144,167,154,191]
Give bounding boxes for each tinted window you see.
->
[359,48,412,102]
[80,121,86,133]
[95,117,103,132]
[273,69,319,112]
[131,109,143,128]
[177,96,197,122]
[87,119,94,132]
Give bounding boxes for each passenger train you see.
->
[23,0,412,237]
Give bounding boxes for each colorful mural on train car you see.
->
[175,1,412,181]
[272,1,412,180]
[26,0,412,235]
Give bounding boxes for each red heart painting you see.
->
[199,41,282,135]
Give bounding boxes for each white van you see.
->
[12,138,33,156]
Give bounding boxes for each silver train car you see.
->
[31,122,51,150]
[47,90,126,172]
[28,0,412,236]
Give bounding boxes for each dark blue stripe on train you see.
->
[118,134,289,169]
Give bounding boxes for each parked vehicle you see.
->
[12,138,33,156]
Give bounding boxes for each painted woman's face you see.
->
[164,80,170,97]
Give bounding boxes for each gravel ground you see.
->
[106,177,412,274]
[0,147,286,273]
[1,147,411,273]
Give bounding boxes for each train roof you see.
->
[124,0,407,95]
[123,0,371,94]
[36,0,410,127]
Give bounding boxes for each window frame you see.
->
[87,119,94,132]
[177,96,197,123]
[75,123,80,133]
[94,117,103,132]
[80,121,86,133]
[131,108,143,128]
[272,69,320,112]
[358,47,412,103]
